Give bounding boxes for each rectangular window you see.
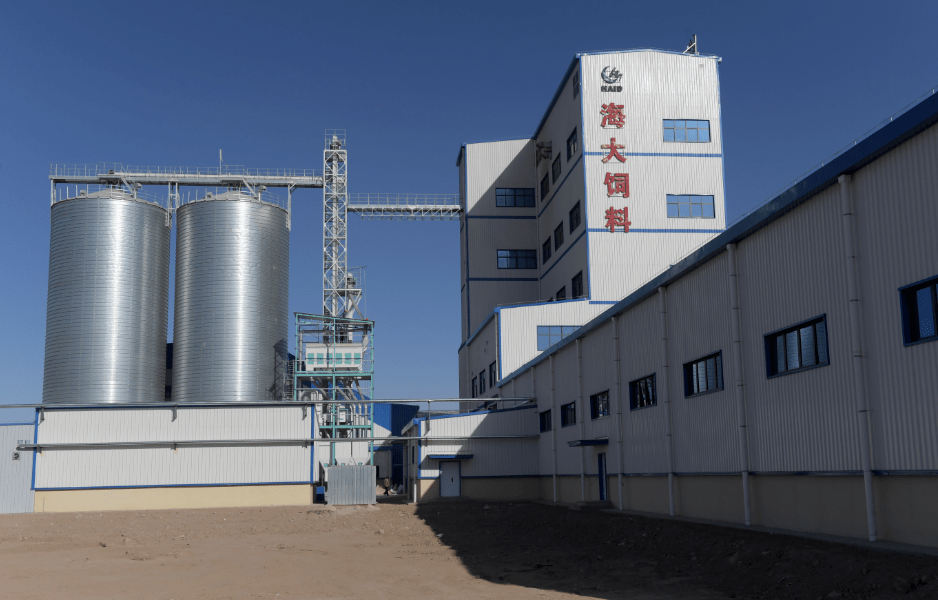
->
[900,276,938,345]
[567,128,578,160]
[667,194,715,219]
[489,361,497,388]
[552,155,562,183]
[542,238,552,264]
[164,385,171,399]
[629,374,657,410]
[663,119,710,143]
[589,391,610,419]
[539,409,552,432]
[497,249,537,269]
[479,370,486,394]
[556,286,566,301]
[560,402,576,427]
[554,223,564,251]
[683,352,724,397]
[472,377,477,398]
[572,70,580,97]
[536,325,578,351]
[540,174,550,201]
[496,188,535,208]
[571,271,583,298]
[569,201,581,233]
[766,316,830,377]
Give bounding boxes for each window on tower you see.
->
[663,119,710,143]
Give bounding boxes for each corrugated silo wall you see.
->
[172,194,289,403]
[490,120,938,547]
[43,192,171,404]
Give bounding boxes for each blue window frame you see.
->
[497,249,537,269]
[471,377,477,398]
[900,276,938,345]
[667,194,715,218]
[569,201,581,233]
[496,188,535,207]
[589,391,610,419]
[554,223,564,251]
[683,352,724,397]
[765,316,830,377]
[567,128,578,160]
[540,174,549,201]
[629,374,657,410]
[479,370,485,394]
[555,286,566,301]
[542,238,552,264]
[539,409,552,432]
[489,361,497,388]
[537,325,578,351]
[560,402,576,427]
[552,155,562,183]
[571,271,583,298]
[663,119,710,143]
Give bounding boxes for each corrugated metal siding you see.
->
[0,424,35,513]
[326,465,376,505]
[34,407,311,489]
[852,123,938,470]
[665,253,738,473]
[467,317,499,400]
[579,52,725,304]
[498,299,607,376]
[738,186,860,472]
[580,320,616,442]
[419,409,538,478]
[618,297,669,474]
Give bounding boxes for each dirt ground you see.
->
[0,499,935,600]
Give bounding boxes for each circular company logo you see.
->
[601,66,622,84]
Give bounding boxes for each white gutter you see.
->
[658,287,676,516]
[726,243,752,526]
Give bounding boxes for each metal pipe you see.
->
[550,355,558,503]
[577,339,586,502]
[17,435,539,452]
[1,399,534,410]
[612,316,624,510]
[839,174,878,542]
[658,287,676,516]
[726,243,752,526]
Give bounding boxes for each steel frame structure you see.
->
[293,312,375,468]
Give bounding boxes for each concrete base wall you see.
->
[34,484,312,513]
[621,476,671,515]
[873,476,938,548]
[676,476,745,523]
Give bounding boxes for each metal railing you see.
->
[50,163,322,180]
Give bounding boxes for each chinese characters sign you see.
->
[604,207,631,233]
[600,103,625,128]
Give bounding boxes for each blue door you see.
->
[598,453,607,501]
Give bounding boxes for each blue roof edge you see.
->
[499,89,938,387]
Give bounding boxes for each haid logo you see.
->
[600,66,622,92]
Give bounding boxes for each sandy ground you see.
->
[0,498,935,600]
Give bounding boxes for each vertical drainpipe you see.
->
[612,316,624,510]
[577,339,586,502]
[839,174,877,542]
[658,287,676,516]
[550,355,558,502]
[726,243,752,526]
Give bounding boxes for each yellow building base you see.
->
[34,484,313,513]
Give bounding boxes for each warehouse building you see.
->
[436,56,938,548]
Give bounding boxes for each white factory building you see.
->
[426,49,938,549]
[458,49,726,397]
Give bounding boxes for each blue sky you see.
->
[1,0,936,417]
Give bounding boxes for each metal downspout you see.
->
[550,355,558,503]
[577,339,586,502]
[839,174,877,542]
[612,316,624,510]
[658,287,676,516]
[726,243,752,526]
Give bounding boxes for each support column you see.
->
[550,356,558,503]
[726,243,752,526]
[658,287,676,516]
[612,316,625,510]
[839,174,877,542]
[577,339,586,502]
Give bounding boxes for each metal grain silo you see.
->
[42,189,171,404]
[172,190,290,402]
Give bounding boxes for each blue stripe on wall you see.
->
[468,277,539,282]
[584,151,722,158]
[466,215,536,220]
[587,228,724,234]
